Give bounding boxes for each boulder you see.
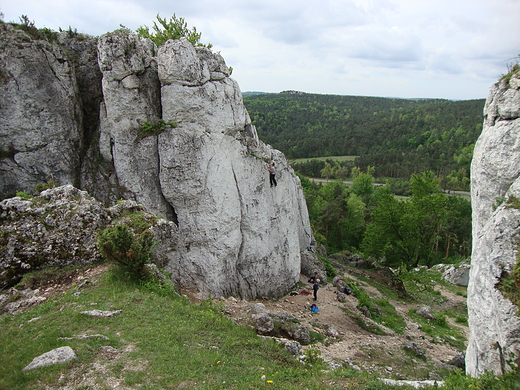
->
[433,263,471,286]
[416,305,435,320]
[300,250,327,284]
[23,346,77,371]
[252,312,274,334]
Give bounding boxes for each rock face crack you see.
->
[231,165,251,295]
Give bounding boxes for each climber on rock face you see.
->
[268,161,277,187]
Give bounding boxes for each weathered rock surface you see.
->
[0,27,313,299]
[252,305,312,344]
[433,262,471,286]
[23,346,77,371]
[466,66,520,376]
[0,24,83,196]
[154,37,312,298]
[0,185,178,287]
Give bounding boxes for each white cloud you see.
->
[2,0,519,99]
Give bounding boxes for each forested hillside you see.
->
[243,92,485,184]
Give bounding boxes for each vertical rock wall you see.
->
[156,38,312,298]
[0,24,82,196]
[95,32,176,221]
[466,67,520,376]
[0,26,313,300]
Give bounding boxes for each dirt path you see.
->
[220,271,467,379]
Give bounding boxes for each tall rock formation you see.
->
[467,65,520,376]
[0,26,313,299]
[0,24,83,195]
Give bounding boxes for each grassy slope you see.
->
[0,265,378,390]
[1,264,518,389]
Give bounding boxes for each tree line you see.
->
[243,92,485,190]
[301,171,471,266]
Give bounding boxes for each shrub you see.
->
[137,119,177,139]
[97,225,155,276]
[15,191,32,199]
[136,14,212,48]
[35,179,59,194]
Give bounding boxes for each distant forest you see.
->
[243,92,485,188]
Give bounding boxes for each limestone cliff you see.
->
[466,65,520,376]
[0,26,313,299]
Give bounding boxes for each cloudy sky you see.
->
[2,0,519,100]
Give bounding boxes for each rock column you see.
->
[467,67,520,376]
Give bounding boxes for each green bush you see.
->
[137,119,177,139]
[97,225,155,276]
[35,179,59,194]
[136,14,212,48]
[15,191,32,199]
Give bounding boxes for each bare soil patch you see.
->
[215,270,467,380]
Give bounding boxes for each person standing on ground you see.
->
[313,278,319,301]
[268,161,277,187]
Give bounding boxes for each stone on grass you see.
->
[80,309,122,317]
[23,346,77,371]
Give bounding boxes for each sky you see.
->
[2,0,519,100]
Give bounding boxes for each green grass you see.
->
[407,308,466,350]
[349,284,407,335]
[0,265,375,390]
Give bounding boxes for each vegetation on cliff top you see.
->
[136,13,212,48]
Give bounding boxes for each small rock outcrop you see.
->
[466,65,520,376]
[0,185,177,287]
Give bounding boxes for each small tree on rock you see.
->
[136,14,212,48]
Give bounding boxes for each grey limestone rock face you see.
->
[0,28,312,300]
[154,38,312,299]
[96,31,175,221]
[466,67,520,376]
[0,24,82,197]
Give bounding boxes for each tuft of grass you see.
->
[407,308,466,349]
[15,191,33,199]
[500,63,520,86]
[137,119,177,140]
